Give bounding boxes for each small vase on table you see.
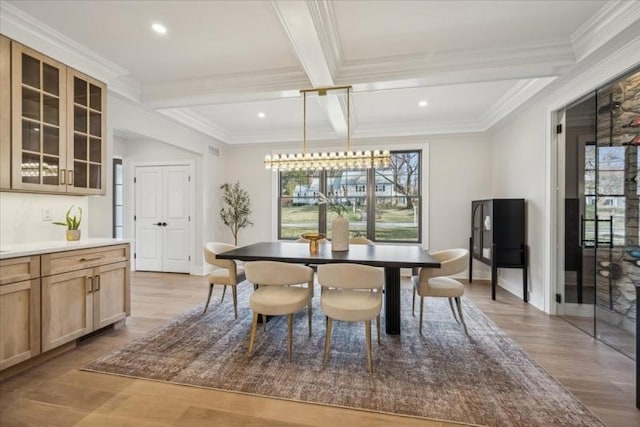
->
[331,216,349,252]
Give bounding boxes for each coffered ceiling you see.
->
[2,0,639,145]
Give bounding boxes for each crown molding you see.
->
[481,77,557,130]
[307,0,343,76]
[142,67,308,109]
[338,39,574,87]
[0,1,140,101]
[353,119,483,139]
[571,0,640,62]
[158,108,230,143]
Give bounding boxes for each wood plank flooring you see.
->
[0,272,637,426]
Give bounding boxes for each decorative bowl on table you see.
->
[301,233,325,255]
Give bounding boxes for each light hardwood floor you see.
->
[0,272,637,426]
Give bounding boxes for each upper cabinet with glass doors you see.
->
[67,69,105,194]
[11,41,67,192]
[4,39,106,195]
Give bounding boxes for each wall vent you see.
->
[209,146,220,157]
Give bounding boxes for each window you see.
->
[278,150,422,242]
[113,158,123,239]
[584,145,625,246]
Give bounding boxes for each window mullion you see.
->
[367,168,375,241]
[319,170,327,235]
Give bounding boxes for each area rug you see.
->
[84,285,604,427]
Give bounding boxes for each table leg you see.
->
[384,266,401,335]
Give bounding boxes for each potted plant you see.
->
[53,205,83,241]
[219,182,253,246]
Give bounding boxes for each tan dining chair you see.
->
[244,261,314,361]
[349,236,374,245]
[411,248,469,335]
[318,263,384,373]
[203,242,246,319]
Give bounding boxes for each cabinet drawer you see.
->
[0,256,40,285]
[41,244,129,276]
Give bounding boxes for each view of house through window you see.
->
[278,150,421,242]
[584,145,626,246]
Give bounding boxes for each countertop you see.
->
[0,238,131,259]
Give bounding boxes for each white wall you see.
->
[102,95,226,275]
[223,134,493,279]
[0,192,88,245]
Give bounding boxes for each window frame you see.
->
[277,149,422,243]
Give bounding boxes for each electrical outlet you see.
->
[41,208,52,221]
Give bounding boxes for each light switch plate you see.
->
[41,208,51,221]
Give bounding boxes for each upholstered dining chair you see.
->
[318,263,384,373]
[203,242,246,319]
[411,248,469,335]
[244,261,314,361]
[349,236,374,245]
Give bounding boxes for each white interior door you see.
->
[162,165,191,273]
[134,164,191,273]
[135,166,163,271]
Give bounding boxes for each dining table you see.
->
[216,241,441,335]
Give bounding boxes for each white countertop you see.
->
[0,238,130,259]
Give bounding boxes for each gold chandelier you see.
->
[264,85,390,171]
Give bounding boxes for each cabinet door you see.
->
[0,35,10,190]
[10,42,67,192]
[66,68,105,195]
[41,268,93,352]
[93,261,129,330]
[0,279,40,370]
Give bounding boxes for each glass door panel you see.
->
[592,70,639,360]
[11,43,65,191]
[67,70,104,194]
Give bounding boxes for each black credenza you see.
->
[469,199,528,302]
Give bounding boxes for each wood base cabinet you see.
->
[41,245,130,352]
[0,256,41,370]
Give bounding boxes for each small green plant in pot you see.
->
[53,205,83,241]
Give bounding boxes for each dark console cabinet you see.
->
[469,199,528,302]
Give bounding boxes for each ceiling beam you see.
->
[271,0,349,138]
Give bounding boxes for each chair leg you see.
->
[248,312,258,356]
[221,285,227,303]
[307,299,312,337]
[287,313,293,362]
[448,298,459,323]
[232,285,238,319]
[412,287,416,316]
[376,315,381,344]
[455,297,469,335]
[203,283,214,314]
[324,317,333,363]
[365,320,373,374]
[419,296,424,335]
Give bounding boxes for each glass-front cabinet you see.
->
[11,42,67,192]
[7,41,106,195]
[67,69,105,194]
[0,35,10,190]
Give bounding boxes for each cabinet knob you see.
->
[162,222,167,227]
[68,170,74,186]
[153,222,162,226]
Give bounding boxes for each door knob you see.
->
[162,222,167,227]
[154,222,162,226]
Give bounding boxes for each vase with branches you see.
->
[219,182,253,246]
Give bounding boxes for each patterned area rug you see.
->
[85,285,604,427]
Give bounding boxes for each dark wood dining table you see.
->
[216,241,441,335]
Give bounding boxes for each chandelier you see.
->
[264,85,390,171]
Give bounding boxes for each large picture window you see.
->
[278,150,422,243]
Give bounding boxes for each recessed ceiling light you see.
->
[152,23,167,35]
[419,100,428,107]
[257,112,266,118]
